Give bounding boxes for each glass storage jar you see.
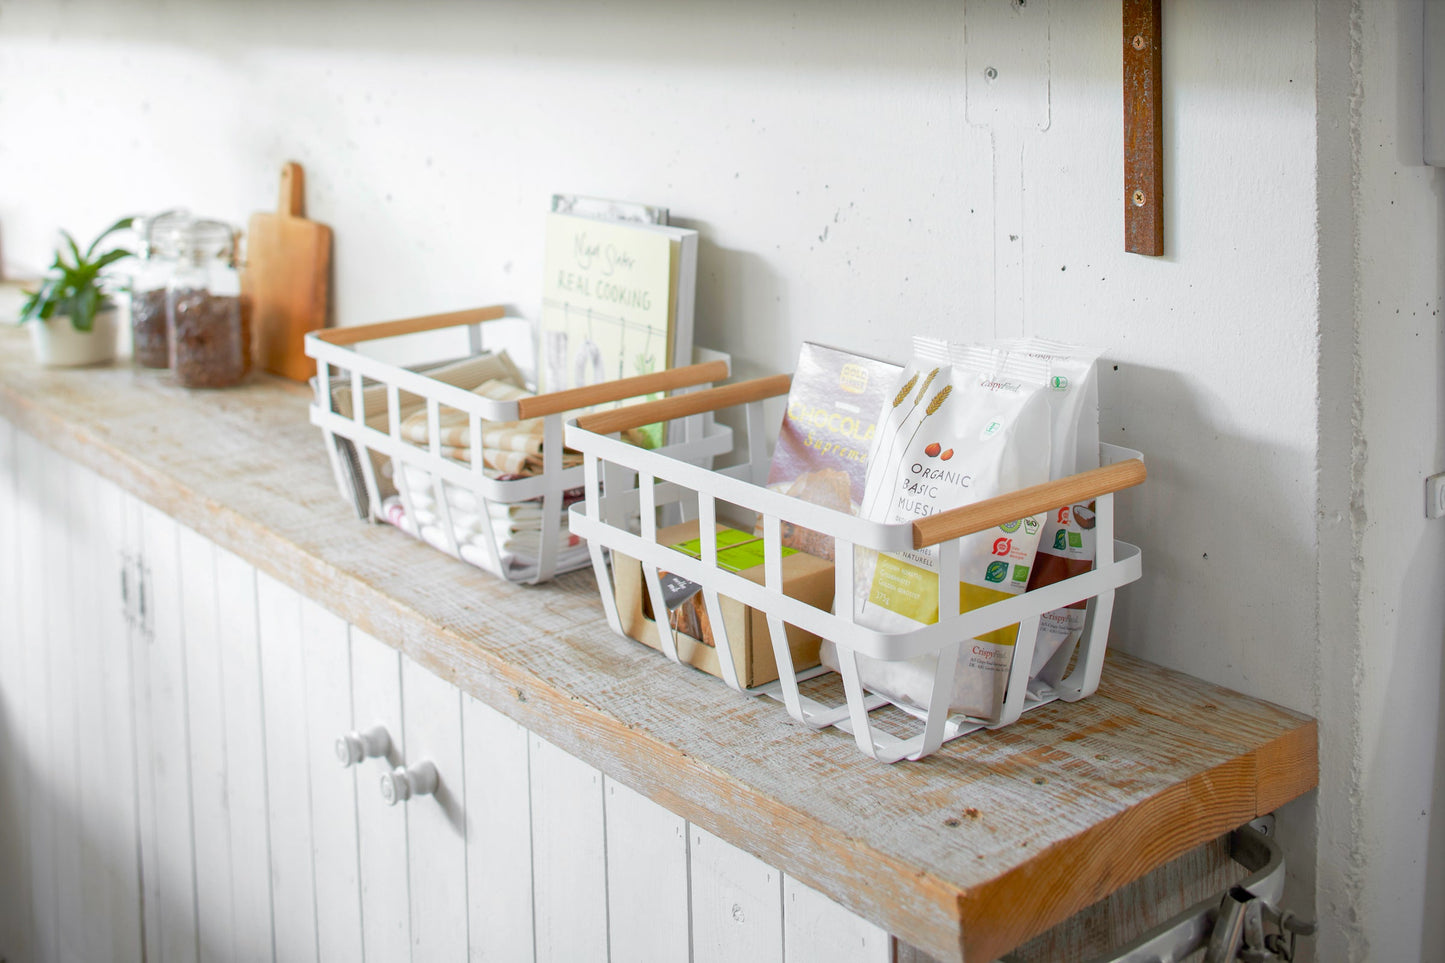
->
[167,219,251,388]
[129,210,189,368]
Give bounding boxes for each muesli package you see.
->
[824,340,1053,720]
[988,339,1102,678]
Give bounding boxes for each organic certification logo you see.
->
[985,561,1009,583]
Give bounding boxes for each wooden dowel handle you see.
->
[515,361,730,419]
[911,459,1147,549]
[576,374,793,435]
[312,306,508,346]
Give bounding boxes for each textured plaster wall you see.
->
[0,0,1323,698]
[1314,1,1445,959]
[0,0,1440,958]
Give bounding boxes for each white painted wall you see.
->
[1315,2,1445,960]
[0,0,1440,959]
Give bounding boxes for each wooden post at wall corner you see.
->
[1124,0,1164,256]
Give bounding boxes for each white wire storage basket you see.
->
[306,305,734,584]
[565,374,1146,762]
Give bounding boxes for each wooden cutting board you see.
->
[242,161,332,381]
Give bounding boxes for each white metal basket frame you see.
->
[305,305,734,584]
[565,374,1146,762]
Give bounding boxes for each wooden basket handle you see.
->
[311,305,509,346]
[575,374,793,435]
[516,360,731,419]
[910,459,1147,549]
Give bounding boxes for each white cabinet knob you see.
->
[335,724,392,767]
[380,761,438,806]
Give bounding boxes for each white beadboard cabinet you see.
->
[0,420,893,963]
[0,337,1323,963]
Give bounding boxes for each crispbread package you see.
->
[823,339,1052,720]
[988,339,1102,678]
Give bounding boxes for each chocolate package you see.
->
[766,343,902,560]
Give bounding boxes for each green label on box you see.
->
[669,527,795,573]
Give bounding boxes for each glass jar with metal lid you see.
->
[129,210,189,368]
[166,219,251,388]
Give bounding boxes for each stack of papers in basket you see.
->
[317,350,589,579]
[383,464,589,580]
[317,351,531,517]
[396,379,583,475]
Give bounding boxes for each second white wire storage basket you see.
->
[565,373,1146,762]
[306,305,734,584]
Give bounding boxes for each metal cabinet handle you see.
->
[335,724,392,767]
[380,761,438,806]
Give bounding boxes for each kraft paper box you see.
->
[613,519,834,687]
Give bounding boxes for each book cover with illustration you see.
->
[766,343,902,559]
[537,212,696,445]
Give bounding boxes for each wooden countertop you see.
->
[0,329,1317,963]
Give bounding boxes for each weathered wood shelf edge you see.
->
[0,332,1317,963]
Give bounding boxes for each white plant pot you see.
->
[29,308,119,367]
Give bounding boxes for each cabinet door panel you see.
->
[17,434,59,961]
[14,435,78,963]
[350,628,410,962]
[214,546,275,962]
[45,451,84,963]
[605,777,689,962]
[0,419,33,962]
[257,572,319,963]
[530,734,607,963]
[179,525,236,962]
[72,464,143,962]
[69,459,108,961]
[300,598,364,962]
[138,502,201,963]
[782,876,890,963]
[99,479,145,962]
[125,491,162,962]
[690,825,783,963]
[401,656,468,960]
[462,694,533,963]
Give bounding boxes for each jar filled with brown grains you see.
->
[167,219,251,388]
[129,210,189,368]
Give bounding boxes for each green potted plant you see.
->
[19,216,135,367]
